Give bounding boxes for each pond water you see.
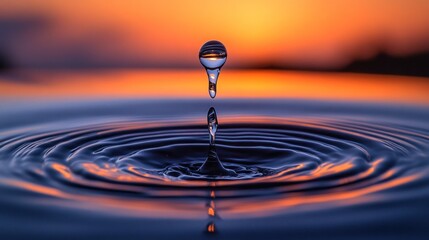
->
[0,71,429,239]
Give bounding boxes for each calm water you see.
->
[1,98,429,239]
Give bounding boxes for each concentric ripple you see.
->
[1,109,429,219]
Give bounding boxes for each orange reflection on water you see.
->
[207,223,215,233]
[222,173,419,218]
[0,178,206,219]
[0,70,429,105]
[5,173,416,219]
[0,159,421,219]
[50,163,72,179]
[208,206,215,217]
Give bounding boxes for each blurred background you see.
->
[1,0,429,74]
[0,0,429,102]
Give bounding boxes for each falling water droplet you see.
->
[207,107,218,146]
[199,40,227,98]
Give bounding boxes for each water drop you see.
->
[199,40,227,98]
[207,107,218,146]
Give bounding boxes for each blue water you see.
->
[1,99,429,239]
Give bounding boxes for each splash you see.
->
[197,107,236,176]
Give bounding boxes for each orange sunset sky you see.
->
[0,0,428,69]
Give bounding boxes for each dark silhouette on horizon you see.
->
[340,52,429,77]
[244,52,429,78]
[0,51,12,71]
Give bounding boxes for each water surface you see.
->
[1,97,429,239]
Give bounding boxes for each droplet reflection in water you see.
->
[199,40,227,98]
[206,189,217,234]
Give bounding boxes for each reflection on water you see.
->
[0,98,429,239]
[206,188,218,234]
